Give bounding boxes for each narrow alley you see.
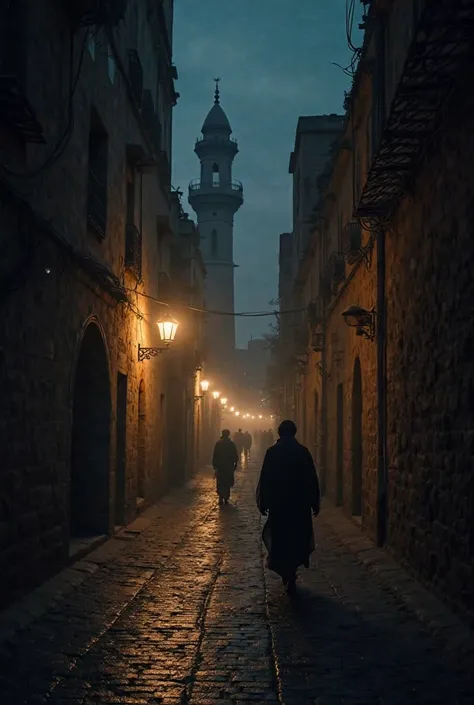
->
[0,460,472,705]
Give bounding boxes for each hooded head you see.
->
[221,429,231,438]
[278,420,297,438]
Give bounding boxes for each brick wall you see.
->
[385,91,474,623]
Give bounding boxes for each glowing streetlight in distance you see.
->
[220,397,228,406]
[200,379,210,393]
[235,411,240,416]
[259,415,263,419]
[230,406,235,412]
[212,391,220,400]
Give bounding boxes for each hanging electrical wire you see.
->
[0,27,89,178]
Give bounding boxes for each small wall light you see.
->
[341,305,376,341]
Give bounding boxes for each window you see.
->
[212,163,220,186]
[211,229,218,258]
[87,30,96,60]
[87,110,108,240]
[108,45,116,83]
[125,164,141,277]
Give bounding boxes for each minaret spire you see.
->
[213,77,221,104]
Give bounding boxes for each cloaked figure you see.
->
[243,431,252,459]
[233,428,245,459]
[256,420,320,594]
[213,429,239,505]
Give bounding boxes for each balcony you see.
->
[125,223,142,278]
[87,169,107,240]
[0,75,44,144]
[188,178,243,193]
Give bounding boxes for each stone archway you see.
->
[137,380,146,498]
[70,322,111,538]
[351,357,363,516]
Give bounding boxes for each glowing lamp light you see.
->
[230,406,235,412]
[235,411,240,417]
[200,379,210,393]
[259,415,263,419]
[212,391,220,400]
[220,397,228,406]
[157,313,179,344]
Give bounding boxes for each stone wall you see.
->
[385,90,474,623]
[0,0,177,607]
[324,256,378,538]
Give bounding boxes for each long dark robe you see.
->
[213,437,239,500]
[256,437,320,578]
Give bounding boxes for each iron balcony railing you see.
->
[188,178,243,193]
[87,169,107,240]
[125,223,142,278]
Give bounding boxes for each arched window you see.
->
[211,229,218,258]
[212,162,220,186]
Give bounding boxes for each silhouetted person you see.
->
[256,420,320,594]
[233,428,244,458]
[243,431,252,458]
[213,429,239,505]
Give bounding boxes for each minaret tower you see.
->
[188,79,243,377]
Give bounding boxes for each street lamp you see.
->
[138,312,179,361]
[230,406,235,412]
[212,391,220,400]
[200,379,210,393]
[235,411,240,416]
[341,304,376,341]
[220,397,228,406]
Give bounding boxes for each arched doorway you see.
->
[137,380,146,498]
[70,322,111,538]
[352,357,363,516]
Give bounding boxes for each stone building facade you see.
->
[279,0,474,623]
[0,0,197,606]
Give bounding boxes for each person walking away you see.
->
[243,431,252,459]
[213,430,239,505]
[233,428,244,460]
[256,420,320,594]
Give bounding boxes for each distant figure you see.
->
[213,430,239,505]
[233,428,244,458]
[256,420,320,594]
[243,431,252,459]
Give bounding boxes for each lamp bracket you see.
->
[138,344,169,362]
[194,395,203,402]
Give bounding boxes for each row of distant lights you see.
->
[199,379,274,422]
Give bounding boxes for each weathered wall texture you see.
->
[0,0,181,607]
[385,92,474,622]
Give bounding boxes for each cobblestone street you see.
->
[0,460,473,705]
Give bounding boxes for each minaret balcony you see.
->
[194,135,238,159]
[188,179,243,208]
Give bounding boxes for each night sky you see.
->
[172,0,361,346]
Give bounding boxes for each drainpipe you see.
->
[320,317,328,497]
[376,228,388,546]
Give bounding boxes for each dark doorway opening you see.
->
[115,372,127,526]
[352,357,363,516]
[137,379,146,499]
[70,323,111,540]
[336,383,344,506]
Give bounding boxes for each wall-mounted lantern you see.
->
[341,305,376,341]
[220,397,228,406]
[212,390,220,400]
[138,313,179,361]
[195,378,210,402]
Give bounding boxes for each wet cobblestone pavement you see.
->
[0,460,473,704]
